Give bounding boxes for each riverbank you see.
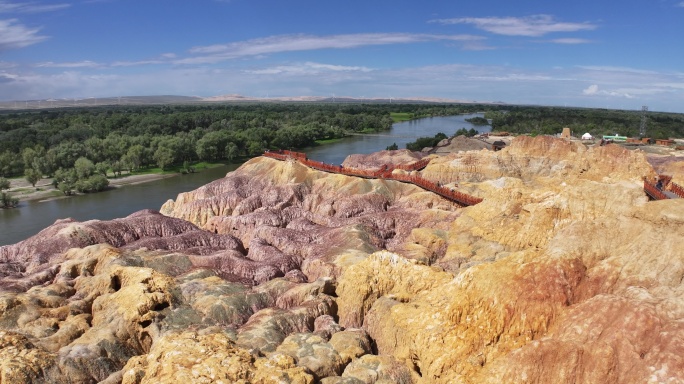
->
[6,173,178,203]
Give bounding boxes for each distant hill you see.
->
[0,94,502,110]
[0,95,203,110]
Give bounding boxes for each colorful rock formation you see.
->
[1,136,683,383]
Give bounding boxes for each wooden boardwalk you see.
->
[263,150,483,207]
[644,176,684,201]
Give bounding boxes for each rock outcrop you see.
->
[2,136,683,383]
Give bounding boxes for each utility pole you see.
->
[639,106,648,137]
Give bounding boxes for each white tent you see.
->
[582,133,593,140]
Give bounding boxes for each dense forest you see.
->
[0,103,477,184]
[1,103,683,186]
[485,106,684,139]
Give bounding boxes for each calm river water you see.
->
[0,114,487,246]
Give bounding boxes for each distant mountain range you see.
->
[0,94,503,110]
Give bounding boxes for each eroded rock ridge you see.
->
[1,137,683,383]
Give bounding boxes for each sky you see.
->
[0,0,683,112]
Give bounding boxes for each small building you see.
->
[492,140,506,151]
[581,133,593,140]
[655,139,675,146]
[626,137,641,144]
[602,135,628,142]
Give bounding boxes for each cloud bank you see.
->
[431,15,597,37]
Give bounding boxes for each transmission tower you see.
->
[639,106,648,137]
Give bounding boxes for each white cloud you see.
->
[549,38,592,44]
[36,60,101,68]
[430,15,597,37]
[180,33,484,64]
[582,84,633,98]
[0,18,47,50]
[0,1,70,13]
[1,60,682,112]
[583,84,599,95]
[245,62,372,75]
[655,82,684,90]
[0,70,19,80]
[468,73,556,81]
[111,60,164,67]
[677,1,684,7]
[577,65,659,75]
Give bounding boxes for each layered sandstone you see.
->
[1,136,683,383]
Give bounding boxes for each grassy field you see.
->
[390,112,414,122]
[315,138,346,145]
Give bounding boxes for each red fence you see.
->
[394,158,431,172]
[644,181,669,201]
[263,150,482,206]
[668,182,684,199]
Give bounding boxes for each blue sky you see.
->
[1,0,683,112]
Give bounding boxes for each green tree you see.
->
[58,182,75,196]
[53,141,86,170]
[247,140,265,157]
[225,142,239,162]
[196,131,228,161]
[405,132,447,151]
[22,147,37,170]
[95,161,110,177]
[386,143,398,150]
[24,168,42,187]
[0,151,20,177]
[111,160,124,177]
[84,137,107,163]
[53,168,77,195]
[0,177,10,191]
[153,146,175,171]
[76,174,109,193]
[74,157,96,179]
[125,144,146,170]
[38,149,58,177]
[0,192,18,208]
[181,160,195,174]
[175,132,197,162]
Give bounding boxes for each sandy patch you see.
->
[5,173,177,202]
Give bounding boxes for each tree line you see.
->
[0,103,483,182]
[484,106,684,139]
[1,103,682,198]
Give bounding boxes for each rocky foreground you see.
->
[1,136,684,383]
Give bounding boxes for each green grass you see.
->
[390,112,413,122]
[12,188,34,195]
[358,128,380,134]
[124,161,231,176]
[191,161,229,170]
[315,137,345,145]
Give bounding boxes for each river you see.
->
[0,114,488,246]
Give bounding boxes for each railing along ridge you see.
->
[667,181,684,199]
[644,175,684,201]
[264,150,482,206]
[644,180,669,201]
